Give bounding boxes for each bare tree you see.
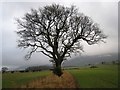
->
[16,4,107,76]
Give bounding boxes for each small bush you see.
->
[11,71,14,73]
[25,70,29,72]
[19,71,25,73]
[90,65,98,68]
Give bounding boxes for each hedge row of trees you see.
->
[2,60,119,73]
[2,65,53,73]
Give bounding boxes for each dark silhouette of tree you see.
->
[101,61,106,64]
[112,61,117,64]
[16,4,107,76]
[2,67,8,73]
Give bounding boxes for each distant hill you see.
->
[62,53,118,67]
[9,53,118,71]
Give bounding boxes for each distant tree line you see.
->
[2,65,53,73]
[25,65,53,72]
[2,60,119,73]
[88,60,119,68]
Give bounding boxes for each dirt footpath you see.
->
[21,71,78,88]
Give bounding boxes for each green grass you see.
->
[2,70,50,88]
[67,64,118,88]
[0,72,2,89]
[2,64,118,88]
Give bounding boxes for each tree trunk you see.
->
[53,61,63,77]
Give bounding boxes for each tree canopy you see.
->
[16,4,107,76]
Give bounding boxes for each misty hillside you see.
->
[62,53,118,67]
[8,53,118,71]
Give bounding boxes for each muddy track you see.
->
[21,71,78,88]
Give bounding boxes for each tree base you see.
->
[53,66,63,77]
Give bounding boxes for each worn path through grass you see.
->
[21,71,78,88]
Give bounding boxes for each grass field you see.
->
[0,73,2,89]
[67,64,118,88]
[2,64,118,88]
[2,70,50,88]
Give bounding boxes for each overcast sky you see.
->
[0,0,118,69]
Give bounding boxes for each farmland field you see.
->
[2,71,50,88]
[2,64,118,88]
[67,64,118,88]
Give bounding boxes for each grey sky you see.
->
[1,0,118,68]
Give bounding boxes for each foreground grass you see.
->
[2,64,118,88]
[0,73,2,89]
[67,64,118,88]
[2,71,50,88]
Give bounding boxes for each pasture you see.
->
[2,64,118,88]
[67,64,118,88]
[2,71,50,88]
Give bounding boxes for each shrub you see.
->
[90,65,98,68]
[11,71,14,73]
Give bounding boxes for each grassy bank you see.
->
[21,72,77,88]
